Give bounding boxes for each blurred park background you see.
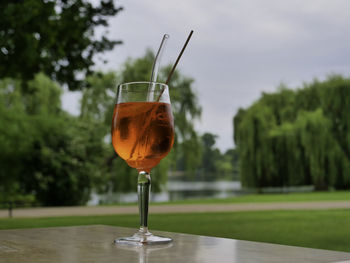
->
[1,0,350,253]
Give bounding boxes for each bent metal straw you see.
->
[150,34,170,83]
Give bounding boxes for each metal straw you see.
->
[150,34,169,83]
[165,30,193,85]
[156,30,194,102]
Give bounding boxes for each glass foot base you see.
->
[114,228,172,245]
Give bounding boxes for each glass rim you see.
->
[118,81,168,89]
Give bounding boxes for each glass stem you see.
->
[138,171,151,232]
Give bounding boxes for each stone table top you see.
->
[0,225,350,263]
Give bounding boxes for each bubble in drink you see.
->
[112,102,174,172]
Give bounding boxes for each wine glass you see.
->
[111,81,174,245]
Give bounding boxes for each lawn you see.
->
[97,190,350,207]
[153,190,350,205]
[1,209,350,253]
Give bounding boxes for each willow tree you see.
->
[318,76,350,188]
[234,75,350,190]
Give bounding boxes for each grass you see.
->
[97,190,350,207]
[153,190,350,205]
[1,209,350,252]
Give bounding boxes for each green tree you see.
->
[219,148,239,180]
[234,75,350,190]
[200,133,219,173]
[195,133,237,181]
[0,74,105,205]
[0,0,122,90]
[0,78,32,203]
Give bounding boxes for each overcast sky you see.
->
[63,0,350,152]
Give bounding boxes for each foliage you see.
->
[201,133,219,173]
[0,74,105,205]
[234,76,350,190]
[188,132,238,181]
[216,149,239,180]
[0,0,123,90]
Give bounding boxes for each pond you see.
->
[88,180,242,205]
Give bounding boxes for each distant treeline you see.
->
[234,75,350,190]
